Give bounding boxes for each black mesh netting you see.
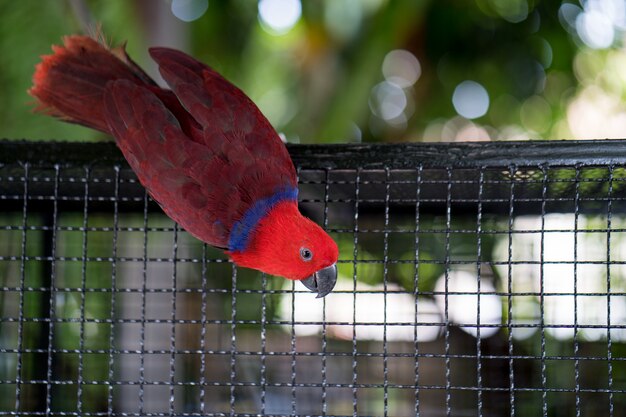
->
[1,140,625,416]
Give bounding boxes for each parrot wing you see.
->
[148,47,297,196]
[104,80,233,247]
[103,50,297,249]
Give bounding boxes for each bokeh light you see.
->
[490,0,529,23]
[455,122,492,141]
[565,0,626,50]
[434,270,502,339]
[324,0,363,41]
[280,282,442,342]
[576,8,614,48]
[558,2,582,34]
[520,95,552,134]
[171,0,209,22]
[382,49,421,88]
[257,87,297,129]
[452,80,490,119]
[567,85,626,139]
[536,37,553,68]
[258,0,302,35]
[369,81,407,121]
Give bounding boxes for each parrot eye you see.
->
[300,247,313,262]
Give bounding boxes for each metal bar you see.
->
[475,168,484,417]
[199,244,208,414]
[139,190,149,415]
[444,167,452,417]
[14,163,28,412]
[260,272,267,415]
[413,165,422,417]
[45,165,60,415]
[573,165,581,417]
[168,224,179,415]
[382,167,390,417]
[506,165,515,417]
[106,165,120,415]
[351,169,361,417]
[606,165,615,417]
[321,168,331,416]
[76,166,90,415]
[4,139,626,168]
[540,167,548,417]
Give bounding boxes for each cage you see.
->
[1,139,626,416]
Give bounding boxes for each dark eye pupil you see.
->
[300,247,312,261]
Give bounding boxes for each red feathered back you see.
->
[30,36,297,250]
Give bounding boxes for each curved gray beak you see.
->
[300,263,337,298]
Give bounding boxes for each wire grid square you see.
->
[0,154,626,416]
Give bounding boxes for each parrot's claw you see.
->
[301,263,337,298]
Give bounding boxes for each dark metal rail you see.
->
[2,139,626,168]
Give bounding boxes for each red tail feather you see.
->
[29,35,157,134]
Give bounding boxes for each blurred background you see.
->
[2,0,626,143]
[2,1,626,415]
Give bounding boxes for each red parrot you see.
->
[29,35,338,297]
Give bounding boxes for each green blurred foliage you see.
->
[2,0,624,143]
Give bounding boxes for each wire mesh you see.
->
[1,141,626,416]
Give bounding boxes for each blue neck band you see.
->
[228,186,298,252]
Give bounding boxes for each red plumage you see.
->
[30,35,338,295]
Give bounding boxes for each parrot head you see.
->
[228,201,339,298]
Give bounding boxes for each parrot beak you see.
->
[300,263,337,298]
